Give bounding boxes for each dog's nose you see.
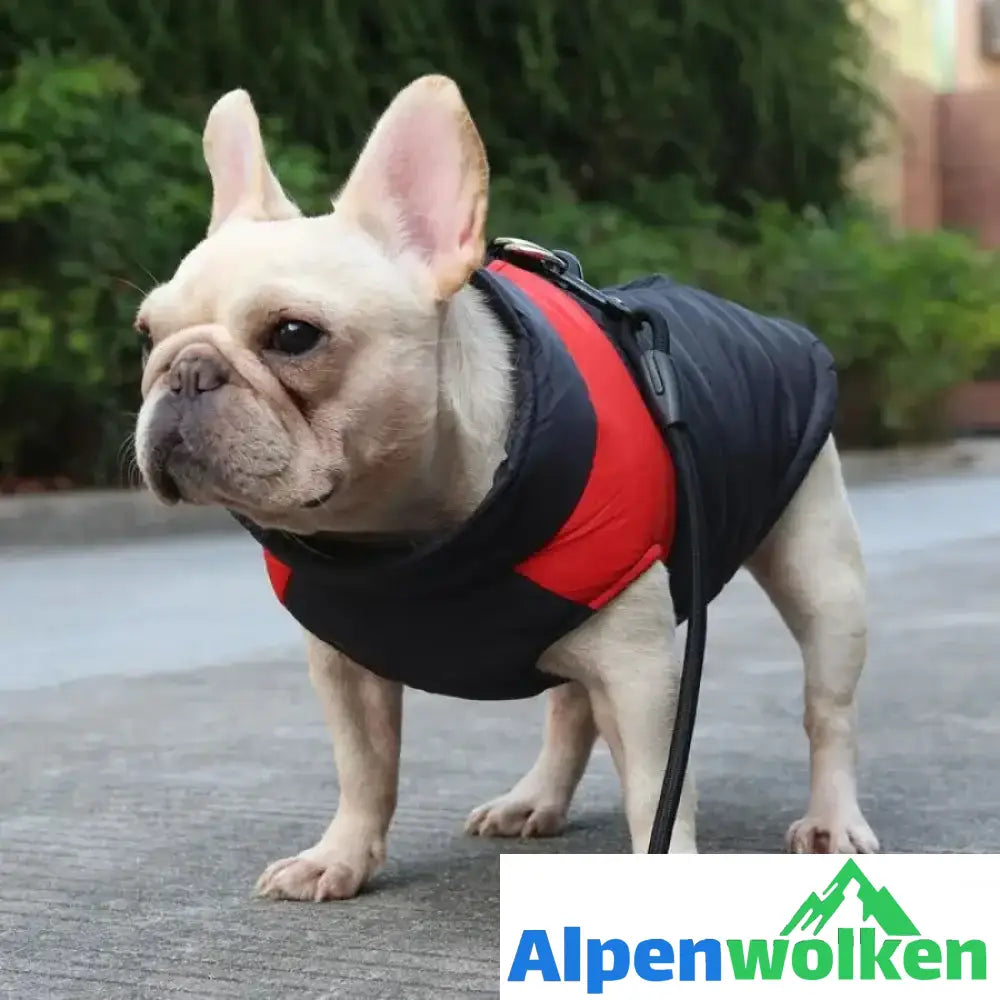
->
[168,350,228,397]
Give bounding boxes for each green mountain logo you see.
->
[781,859,920,937]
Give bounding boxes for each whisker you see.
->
[131,259,160,286]
[110,275,152,297]
[127,456,142,489]
[117,432,139,488]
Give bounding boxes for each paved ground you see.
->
[2,472,999,998]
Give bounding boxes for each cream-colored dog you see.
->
[134,76,878,902]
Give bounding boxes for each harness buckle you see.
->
[489,237,568,275]
[488,236,641,327]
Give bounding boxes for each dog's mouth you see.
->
[147,428,184,505]
[150,446,338,512]
[155,469,183,505]
[140,392,342,512]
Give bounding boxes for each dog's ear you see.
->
[334,75,488,300]
[202,90,301,234]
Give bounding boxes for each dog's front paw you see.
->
[255,836,384,901]
[465,790,568,839]
[786,809,879,855]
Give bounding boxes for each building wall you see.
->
[859,2,1000,418]
[939,0,1000,245]
[939,86,1000,243]
[856,0,1000,246]
[953,0,1000,88]
[853,0,943,230]
[899,74,943,230]
[868,0,944,84]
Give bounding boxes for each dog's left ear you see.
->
[203,89,301,234]
[334,75,489,301]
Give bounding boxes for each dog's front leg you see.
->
[541,563,698,853]
[256,632,402,901]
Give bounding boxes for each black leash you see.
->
[488,238,709,853]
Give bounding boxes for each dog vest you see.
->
[236,257,837,700]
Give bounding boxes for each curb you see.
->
[2,438,999,549]
[838,436,1000,485]
[0,489,236,549]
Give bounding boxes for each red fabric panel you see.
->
[263,549,292,603]
[491,261,677,609]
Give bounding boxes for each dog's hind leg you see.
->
[747,436,879,854]
[465,681,597,838]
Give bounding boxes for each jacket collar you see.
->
[232,264,595,588]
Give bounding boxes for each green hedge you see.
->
[492,195,1000,446]
[2,51,999,486]
[0,54,330,485]
[1,0,877,217]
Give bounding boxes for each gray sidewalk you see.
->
[1,472,999,998]
[4,439,1000,550]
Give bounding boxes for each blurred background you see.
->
[3,0,1000,494]
[3,5,1000,996]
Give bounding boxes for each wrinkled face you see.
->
[136,216,442,531]
[134,77,488,532]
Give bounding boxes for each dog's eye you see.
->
[267,319,324,356]
[136,321,152,365]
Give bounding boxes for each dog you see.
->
[134,75,879,902]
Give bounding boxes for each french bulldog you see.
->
[134,75,878,901]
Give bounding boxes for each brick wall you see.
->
[855,74,1000,249]
[954,0,1000,90]
[851,69,941,231]
[939,86,1000,246]
[860,0,1000,248]
[898,74,942,231]
[851,1,942,230]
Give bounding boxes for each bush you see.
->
[1,49,995,488]
[1,0,878,218]
[491,192,1000,445]
[0,53,331,485]
[733,205,1000,444]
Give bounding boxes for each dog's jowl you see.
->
[134,75,878,902]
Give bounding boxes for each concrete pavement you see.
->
[1,473,999,997]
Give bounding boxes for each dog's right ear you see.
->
[202,90,300,234]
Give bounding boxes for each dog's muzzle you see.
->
[140,345,233,503]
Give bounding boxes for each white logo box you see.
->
[500,854,998,998]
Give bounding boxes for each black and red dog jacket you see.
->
[235,257,837,700]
